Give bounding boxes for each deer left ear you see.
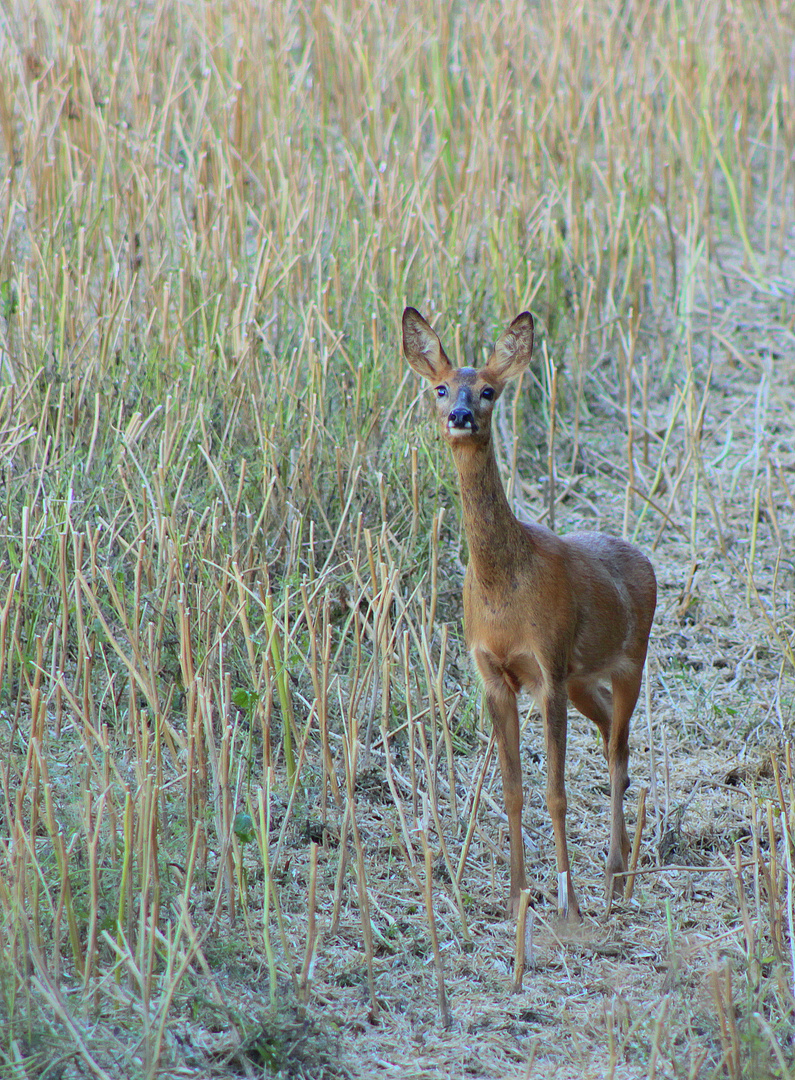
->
[488,312,534,379]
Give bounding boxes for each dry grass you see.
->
[1,0,794,1076]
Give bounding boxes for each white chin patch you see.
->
[447,423,472,437]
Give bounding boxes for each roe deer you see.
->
[403,307,657,920]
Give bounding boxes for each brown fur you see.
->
[403,307,657,920]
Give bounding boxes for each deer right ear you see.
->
[402,308,453,382]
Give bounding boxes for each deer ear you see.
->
[488,312,534,379]
[402,308,453,382]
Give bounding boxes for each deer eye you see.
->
[436,385,448,398]
[481,386,495,401]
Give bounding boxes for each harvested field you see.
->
[0,1,794,1077]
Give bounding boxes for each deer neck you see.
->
[450,439,528,585]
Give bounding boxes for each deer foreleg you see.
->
[543,687,581,922]
[482,681,526,916]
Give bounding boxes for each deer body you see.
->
[403,307,656,920]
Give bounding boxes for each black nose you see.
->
[448,407,474,429]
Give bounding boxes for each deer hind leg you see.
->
[475,651,527,916]
[604,669,644,899]
[568,679,613,758]
[570,675,636,901]
[542,685,581,922]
